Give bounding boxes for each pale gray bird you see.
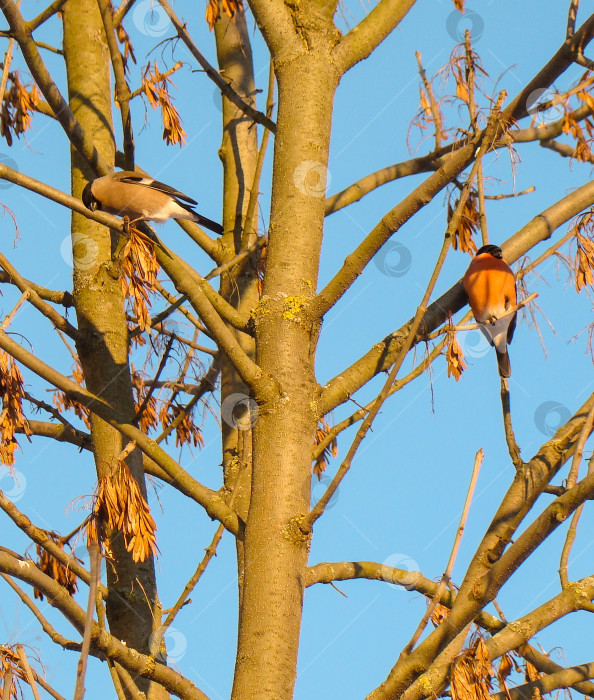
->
[82,171,223,234]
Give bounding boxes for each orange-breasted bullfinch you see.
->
[463,244,517,378]
[82,171,223,234]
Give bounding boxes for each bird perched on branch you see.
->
[82,171,223,234]
[463,244,517,378]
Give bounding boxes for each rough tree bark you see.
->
[63,1,167,697]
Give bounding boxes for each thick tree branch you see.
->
[0,551,210,700]
[0,163,267,396]
[27,0,67,32]
[0,0,109,174]
[244,0,302,61]
[312,139,478,319]
[319,178,594,415]
[305,561,594,697]
[504,12,594,122]
[0,252,78,339]
[324,90,594,217]
[0,271,73,306]
[0,331,242,536]
[493,662,594,700]
[368,392,594,698]
[0,489,96,590]
[332,0,417,74]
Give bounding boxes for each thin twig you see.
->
[399,448,484,659]
[0,290,30,331]
[242,59,275,248]
[447,293,538,332]
[307,99,505,526]
[484,186,535,200]
[128,62,183,100]
[501,380,523,469]
[97,0,134,168]
[312,338,447,462]
[1,574,81,653]
[151,326,217,356]
[15,644,41,700]
[559,428,594,589]
[464,30,488,245]
[205,236,267,281]
[0,5,17,103]
[73,544,100,700]
[106,660,127,700]
[112,664,144,699]
[0,251,78,338]
[566,0,580,39]
[135,334,174,426]
[565,399,594,489]
[157,0,276,132]
[155,356,219,445]
[415,50,442,150]
[112,0,135,27]
[152,475,242,655]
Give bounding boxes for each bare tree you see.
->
[0,0,593,698]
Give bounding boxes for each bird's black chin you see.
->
[81,182,101,212]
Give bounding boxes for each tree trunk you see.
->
[231,49,338,699]
[214,6,260,603]
[62,1,168,697]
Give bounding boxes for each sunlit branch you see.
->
[312,338,446,462]
[0,331,242,535]
[501,382,523,469]
[96,0,134,169]
[0,0,110,173]
[319,178,594,416]
[157,0,276,133]
[399,449,484,659]
[27,0,67,32]
[332,0,417,74]
[0,251,78,338]
[0,551,210,700]
[0,271,73,306]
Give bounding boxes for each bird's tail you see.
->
[194,212,223,235]
[496,350,511,378]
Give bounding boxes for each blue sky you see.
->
[1,1,594,698]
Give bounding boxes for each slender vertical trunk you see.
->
[214,7,260,599]
[231,51,338,699]
[62,2,168,697]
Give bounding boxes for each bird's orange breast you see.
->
[463,254,516,322]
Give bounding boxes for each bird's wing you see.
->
[506,305,517,344]
[113,173,198,206]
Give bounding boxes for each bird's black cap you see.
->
[475,244,503,259]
